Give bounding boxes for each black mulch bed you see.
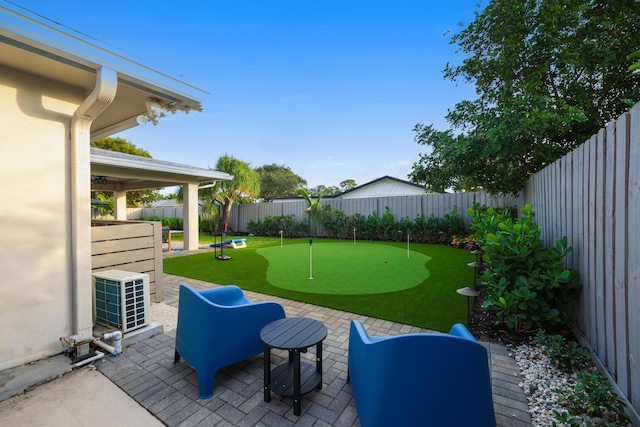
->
[468,285,576,348]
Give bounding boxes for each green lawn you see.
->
[163,237,475,332]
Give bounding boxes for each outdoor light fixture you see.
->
[136,99,168,126]
[93,176,107,185]
[136,114,150,125]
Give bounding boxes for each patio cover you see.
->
[90,147,231,192]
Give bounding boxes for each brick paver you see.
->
[96,273,532,426]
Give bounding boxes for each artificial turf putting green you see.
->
[258,242,430,295]
[163,238,475,332]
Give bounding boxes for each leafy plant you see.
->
[469,203,582,331]
[554,370,631,426]
[380,207,396,241]
[138,216,184,230]
[534,330,592,373]
[319,208,348,238]
[247,205,468,245]
[247,215,308,237]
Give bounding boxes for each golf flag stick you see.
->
[309,238,313,279]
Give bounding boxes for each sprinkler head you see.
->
[384,260,388,263]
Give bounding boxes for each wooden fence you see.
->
[91,220,164,303]
[127,206,192,219]
[229,192,521,234]
[522,103,640,423]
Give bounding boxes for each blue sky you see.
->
[12,0,481,190]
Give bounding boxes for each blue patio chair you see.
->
[174,284,286,399]
[347,320,496,427]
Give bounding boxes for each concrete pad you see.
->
[0,366,163,427]
[0,354,71,401]
[93,322,164,347]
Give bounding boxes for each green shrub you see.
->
[199,218,215,234]
[364,210,382,240]
[469,203,582,332]
[349,213,367,239]
[540,329,631,426]
[319,208,347,238]
[534,330,592,373]
[440,205,466,243]
[137,216,184,230]
[412,213,427,241]
[162,217,183,230]
[396,216,413,242]
[380,207,396,241]
[137,215,162,222]
[243,205,470,244]
[554,370,631,426]
[247,215,308,237]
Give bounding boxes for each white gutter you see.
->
[70,67,118,340]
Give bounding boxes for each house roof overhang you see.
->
[0,3,207,139]
[90,148,232,191]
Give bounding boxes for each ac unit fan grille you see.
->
[94,273,149,332]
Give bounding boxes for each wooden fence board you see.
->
[581,142,590,336]
[627,103,640,414]
[604,121,616,372]
[91,221,153,241]
[91,247,155,269]
[91,236,155,255]
[587,135,600,348]
[614,111,630,397]
[595,128,606,359]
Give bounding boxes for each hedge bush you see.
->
[469,204,582,332]
[137,204,469,244]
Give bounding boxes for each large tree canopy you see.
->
[410,0,640,195]
[91,137,161,207]
[255,163,307,199]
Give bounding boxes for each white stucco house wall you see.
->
[0,3,229,372]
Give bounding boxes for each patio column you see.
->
[113,190,127,220]
[183,182,199,251]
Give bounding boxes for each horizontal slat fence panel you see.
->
[91,220,163,303]
[523,103,640,424]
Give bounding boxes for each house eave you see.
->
[0,3,208,135]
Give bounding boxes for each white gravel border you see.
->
[513,343,631,427]
[150,303,177,332]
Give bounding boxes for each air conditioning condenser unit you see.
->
[92,270,150,333]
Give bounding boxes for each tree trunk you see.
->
[220,200,234,232]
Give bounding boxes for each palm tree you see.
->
[296,188,325,237]
[176,155,260,232]
[213,155,260,231]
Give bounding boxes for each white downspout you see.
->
[70,67,118,340]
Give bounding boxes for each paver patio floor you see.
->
[95,274,532,426]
